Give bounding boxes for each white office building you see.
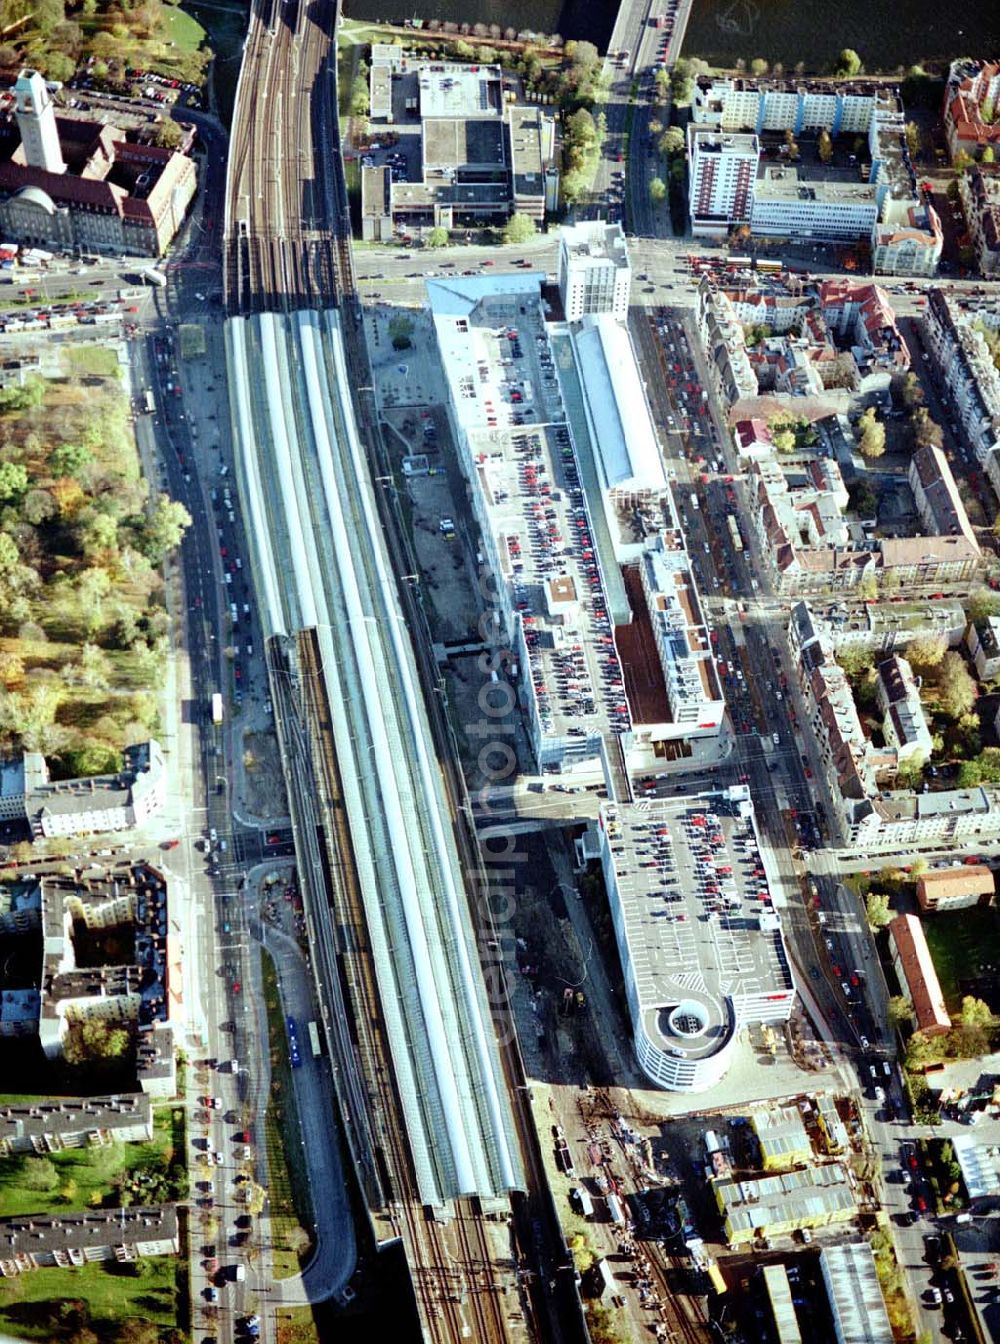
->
[557,221,631,321]
[687,127,759,236]
[750,168,878,241]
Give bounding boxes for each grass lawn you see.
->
[276,1305,322,1344]
[0,1104,184,1218]
[0,1255,179,1340]
[924,906,1000,1014]
[261,950,314,1278]
[165,4,208,53]
[65,344,121,378]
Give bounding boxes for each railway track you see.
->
[222,0,587,1337]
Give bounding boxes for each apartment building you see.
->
[944,60,1000,160]
[916,865,995,912]
[639,539,725,737]
[823,598,966,657]
[0,1095,152,1155]
[959,165,1000,277]
[687,127,758,236]
[924,289,1000,471]
[557,221,631,322]
[789,601,1000,851]
[0,1205,178,1277]
[0,741,165,839]
[908,444,981,556]
[888,914,951,1035]
[876,655,933,762]
[966,615,1000,679]
[694,76,882,137]
[690,77,941,275]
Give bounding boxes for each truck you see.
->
[141,266,167,288]
[607,1192,626,1226]
[211,692,223,726]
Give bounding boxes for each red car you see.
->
[916,1195,927,1212]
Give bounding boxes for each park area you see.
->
[923,906,1000,1017]
[0,1103,185,1219]
[0,1256,183,1343]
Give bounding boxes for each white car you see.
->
[772,732,780,745]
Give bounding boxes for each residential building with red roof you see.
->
[944,60,1000,160]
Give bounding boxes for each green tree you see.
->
[749,58,769,77]
[0,461,28,502]
[834,48,864,77]
[905,634,947,675]
[560,168,588,204]
[960,995,995,1028]
[905,121,921,157]
[658,126,685,158]
[865,890,893,928]
[649,176,667,205]
[936,651,976,720]
[425,226,449,248]
[983,146,996,164]
[153,119,183,150]
[566,107,597,154]
[772,428,796,453]
[887,995,912,1028]
[958,747,1000,787]
[22,487,57,525]
[61,742,120,777]
[21,1156,59,1191]
[502,212,536,245]
[838,645,876,679]
[817,129,833,163]
[967,589,1000,624]
[895,753,926,790]
[139,495,191,565]
[50,441,93,478]
[388,313,415,350]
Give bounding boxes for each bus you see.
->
[286,1016,302,1069]
[727,515,744,553]
[141,266,167,288]
[211,692,224,725]
[307,1020,322,1058]
[143,388,155,415]
[756,259,782,274]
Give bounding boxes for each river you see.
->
[344,0,1000,73]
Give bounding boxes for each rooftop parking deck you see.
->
[603,793,794,1065]
[430,278,633,746]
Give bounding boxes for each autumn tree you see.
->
[857,405,886,458]
[905,634,947,675]
[818,129,833,163]
[935,651,977,720]
[865,890,892,928]
[960,995,995,1029]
